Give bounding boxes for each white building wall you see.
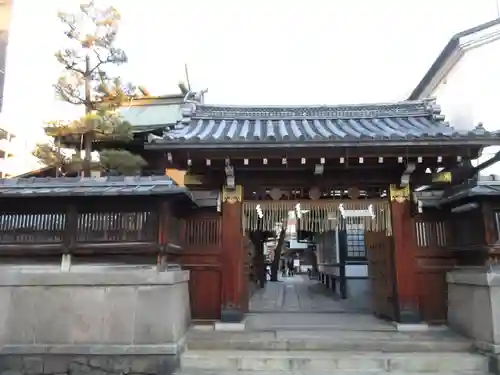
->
[429,39,500,174]
[1,0,79,174]
[430,55,474,132]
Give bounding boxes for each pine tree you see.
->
[33,1,148,176]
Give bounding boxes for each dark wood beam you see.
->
[0,241,159,256]
[192,168,410,189]
[169,145,481,160]
[190,158,455,170]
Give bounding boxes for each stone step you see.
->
[180,350,490,373]
[176,372,489,375]
[186,330,474,352]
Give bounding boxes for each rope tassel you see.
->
[243,200,392,234]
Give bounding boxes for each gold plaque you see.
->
[222,185,243,204]
[389,184,410,203]
[432,171,452,183]
[183,173,204,185]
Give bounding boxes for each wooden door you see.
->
[365,231,397,321]
[167,211,223,320]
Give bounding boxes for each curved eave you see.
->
[146,137,497,151]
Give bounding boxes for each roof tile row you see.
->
[153,99,500,145]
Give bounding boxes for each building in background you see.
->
[0,122,39,177]
[0,0,41,177]
[0,0,12,112]
[0,0,12,177]
[408,18,500,174]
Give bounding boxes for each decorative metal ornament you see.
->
[347,187,360,199]
[308,186,321,200]
[222,185,243,204]
[389,184,410,203]
[269,188,283,201]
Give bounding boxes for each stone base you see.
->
[447,266,500,353]
[398,308,422,324]
[220,307,244,323]
[191,324,214,331]
[214,321,246,331]
[476,340,500,354]
[394,322,429,332]
[0,354,179,375]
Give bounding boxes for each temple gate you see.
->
[139,97,500,323]
[23,92,499,324]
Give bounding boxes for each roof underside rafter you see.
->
[146,98,500,149]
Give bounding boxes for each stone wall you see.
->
[447,266,500,352]
[0,267,191,375]
[0,354,174,375]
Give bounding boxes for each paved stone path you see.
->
[245,311,394,331]
[249,274,368,313]
[247,274,392,331]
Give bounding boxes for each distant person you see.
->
[287,258,294,276]
[293,258,300,273]
[280,260,287,277]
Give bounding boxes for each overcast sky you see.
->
[2,0,499,137]
[117,0,499,104]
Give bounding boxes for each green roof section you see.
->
[119,96,184,132]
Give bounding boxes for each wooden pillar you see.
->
[389,184,421,323]
[61,204,77,271]
[220,185,246,322]
[156,201,169,270]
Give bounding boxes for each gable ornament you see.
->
[222,185,243,204]
[389,184,410,203]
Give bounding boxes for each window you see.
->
[346,222,366,259]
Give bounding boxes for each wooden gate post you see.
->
[389,184,421,323]
[220,185,246,322]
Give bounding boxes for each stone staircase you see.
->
[175,328,493,374]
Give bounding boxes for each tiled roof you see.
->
[150,99,500,147]
[418,175,500,207]
[438,175,500,205]
[0,176,196,199]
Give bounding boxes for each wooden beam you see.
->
[182,157,461,175]
[198,168,416,189]
[220,185,246,322]
[167,145,481,160]
[0,243,64,255]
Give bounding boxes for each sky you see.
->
[1,0,500,141]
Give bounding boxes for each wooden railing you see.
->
[0,207,224,257]
[182,214,221,251]
[414,220,448,249]
[76,211,157,242]
[0,213,65,243]
[0,210,158,245]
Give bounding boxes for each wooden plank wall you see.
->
[413,215,454,323]
[166,210,223,320]
[0,196,161,256]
